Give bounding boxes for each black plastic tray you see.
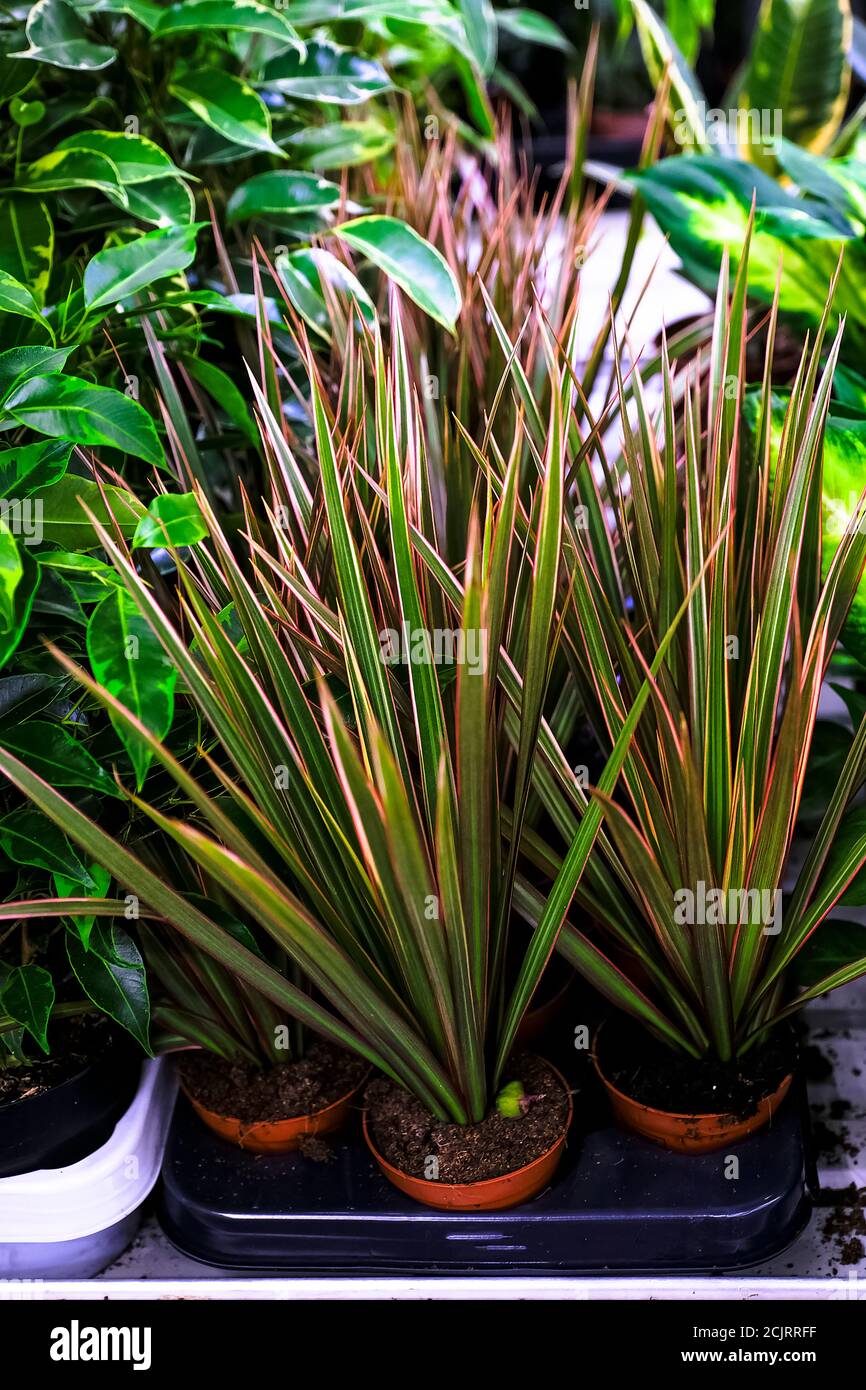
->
[158,1080,812,1274]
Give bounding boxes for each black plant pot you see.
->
[158,1074,812,1274]
[0,1033,140,1179]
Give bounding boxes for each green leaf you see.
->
[0,438,71,500]
[0,33,34,103]
[496,8,573,52]
[732,0,851,168]
[262,42,390,103]
[55,130,185,184]
[28,475,145,548]
[0,964,54,1053]
[282,120,395,171]
[83,224,202,310]
[181,356,258,444]
[495,1079,525,1117]
[226,170,342,224]
[0,673,64,723]
[113,176,195,228]
[0,197,53,306]
[0,347,73,406]
[132,493,208,549]
[667,0,715,63]
[0,530,38,666]
[0,721,119,798]
[5,376,164,467]
[66,922,151,1052]
[775,139,862,226]
[19,147,125,202]
[744,392,866,666]
[11,0,116,70]
[794,918,866,986]
[820,806,866,905]
[632,0,710,151]
[455,0,497,75]
[185,892,264,959]
[0,270,53,339]
[87,586,177,788]
[333,216,461,330]
[0,807,93,886]
[630,157,853,331]
[88,0,162,26]
[54,862,111,950]
[169,69,282,155]
[154,0,304,45]
[10,97,46,128]
[0,525,23,633]
[38,551,122,602]
[277,247,377,337]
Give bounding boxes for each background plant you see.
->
[631,0,857,167]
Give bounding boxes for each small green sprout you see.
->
[495,1081,526,1119]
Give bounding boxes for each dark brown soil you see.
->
[598,1021,796,1119]
[816,1183,866,1209]
[365,1054,571,1184]
[839,1238,865,1265]
[178,1041,368,1124]
[0,1013,108,1108]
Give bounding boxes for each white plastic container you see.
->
[0,1059,176,1279]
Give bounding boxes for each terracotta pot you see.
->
[593,1033,793,1155]
[516,969,573,1045]
[363,1061,573,1211]
[184,1073,366,1154]
[591,107,651,143]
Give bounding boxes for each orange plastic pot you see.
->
[363,1061,573,1211]
[184,1073,366,1154]
[516,970,573,1045]
[593,1036,793,1155]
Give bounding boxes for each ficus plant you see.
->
[0,475,210,1062]
[0,0,563,333]
[1,0,558,533]
[0,331,219,1059]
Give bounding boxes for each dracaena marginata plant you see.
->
[538,240,866,1065]
[0,293,665,1122]
[0,92,641,1088]
[0,228,789,1099]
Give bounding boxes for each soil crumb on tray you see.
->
[179,1041,368,1124]
[599,1021,796,1119]
[365,1054,570,1184]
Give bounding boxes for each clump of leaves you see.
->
[545,238,866,1061]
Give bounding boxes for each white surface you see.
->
[2,1276,862,1301]
[572,209,711,360]
[0,1060,176,1245]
